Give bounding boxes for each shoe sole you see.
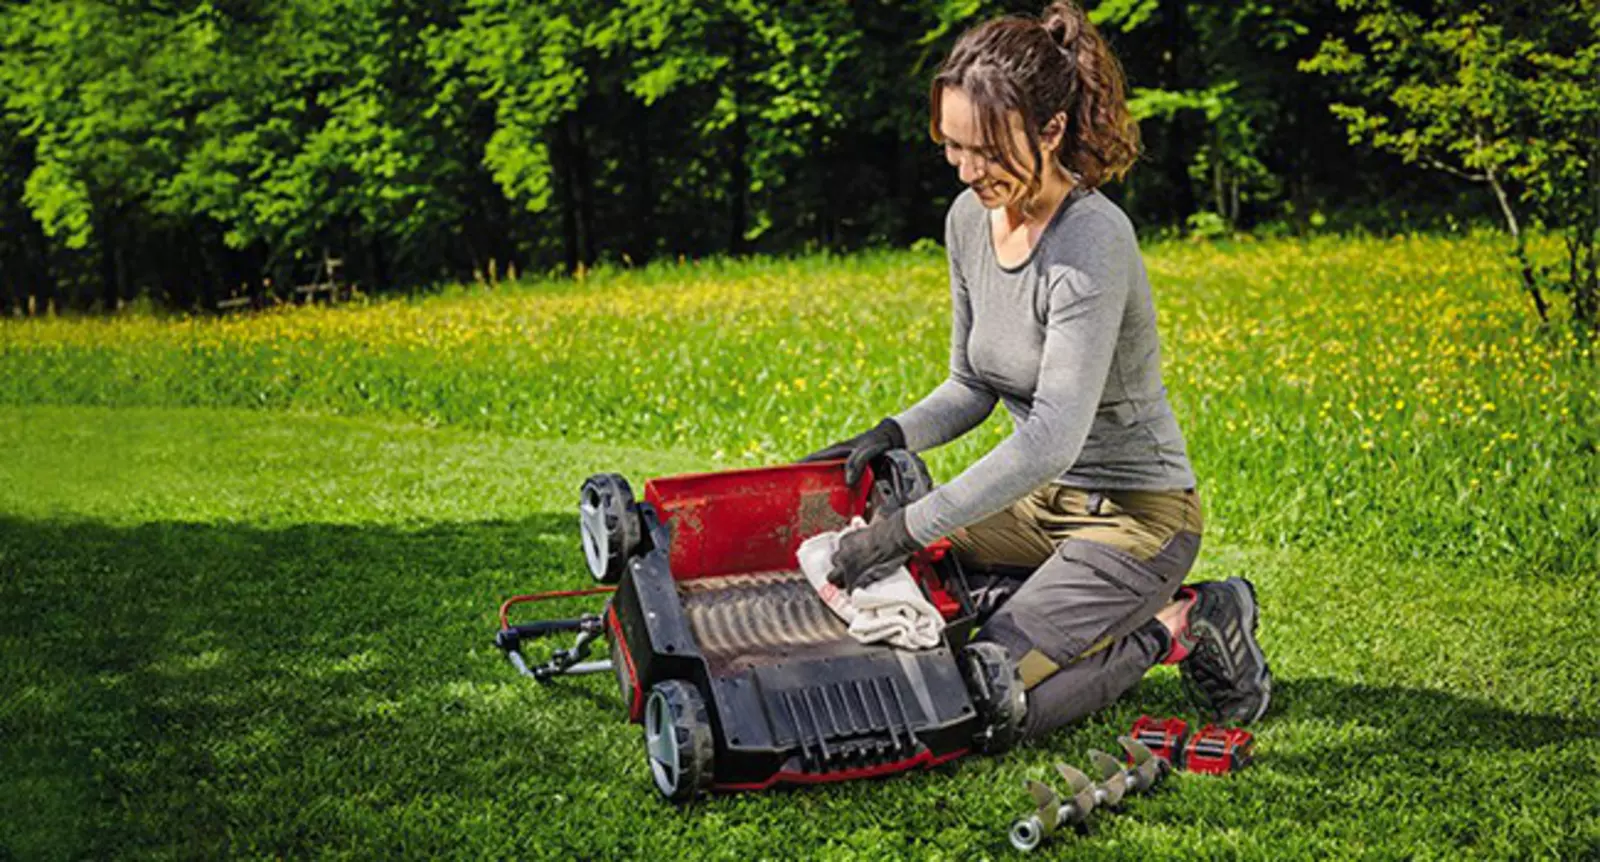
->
[1220,576,1272,724]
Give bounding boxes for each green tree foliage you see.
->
[437,0,916,269]
[1303,0,1600,333]
[0,0,1586,311]
[0,0,494,308]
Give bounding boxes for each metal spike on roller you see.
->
[1008,738,1172,853]
[1114,735,1171,793]
[1088,749,1128,807]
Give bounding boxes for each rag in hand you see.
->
[796,518,944,651]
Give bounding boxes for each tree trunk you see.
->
[366,231,389,294]
[630,99,655,266]
[726,29,750,255]
[727,110,749,254]
[1,256,15,315]
[1484,161,1548,324]
[556,117,579,275]
[1580,120,1600,332]
[96,208,125,311]
[1160,0,1198,224]
[570,111,597,268]
[1212,152,1226,223]
[828,145,843,248]
[1230,173,1241,227]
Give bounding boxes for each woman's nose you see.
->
[957,158,985,185]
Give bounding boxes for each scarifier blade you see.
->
[1118,736,1167,792]
[1025,779,1063,833]
[1055,763,1098,821]
[1089,749,1128,807]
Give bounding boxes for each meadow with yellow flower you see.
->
[1,234,1596,859]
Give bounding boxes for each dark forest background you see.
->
[0,0,1585,313]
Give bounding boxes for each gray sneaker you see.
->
[1178,577,1273,724]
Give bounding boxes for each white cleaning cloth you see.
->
[796,518,944,651]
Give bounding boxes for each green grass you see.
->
[4,236,1597,579]
[3,235,1599,859]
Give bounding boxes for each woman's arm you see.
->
[902,227,1132,546]
[893,214,999,452]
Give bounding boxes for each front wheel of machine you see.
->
[642,680,714,803]
[963,641,1026,755]
[579,474,641,585]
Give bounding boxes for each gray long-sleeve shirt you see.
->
[895,187,1196,546]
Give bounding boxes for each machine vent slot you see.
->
[779,676,922,772]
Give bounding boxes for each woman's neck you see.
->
[1002,165,1077,232]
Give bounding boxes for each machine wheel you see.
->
[642,680,715,802]
[579,474,641,584]
[962,641,1026,754]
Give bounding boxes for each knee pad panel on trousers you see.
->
[978,530,1202,673]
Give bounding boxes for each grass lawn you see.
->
[2,235,1598,859]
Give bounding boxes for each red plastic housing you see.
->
[642,461,871,581]
[1183,724,1255,775]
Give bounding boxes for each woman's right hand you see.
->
[799,418,906,485]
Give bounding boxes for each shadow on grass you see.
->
[1120,672,1597,754]
[0,512,633,860]
[3,514,1594,859]
[1269,676,1598,755]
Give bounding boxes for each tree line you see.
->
[0,0,1592,319]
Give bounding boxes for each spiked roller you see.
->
[1007,738,1171,852]
[1009,764,1095,853]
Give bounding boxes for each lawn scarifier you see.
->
[494,451,1027,801]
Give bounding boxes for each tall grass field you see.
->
[2,233,1597,859]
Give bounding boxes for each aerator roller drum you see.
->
[1007,737,1171,853]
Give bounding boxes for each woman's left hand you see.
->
[827,508,923,591]
[799,418,906,486]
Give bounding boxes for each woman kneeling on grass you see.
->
[805,0,1271,739]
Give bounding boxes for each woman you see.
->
[805,1,1271,739]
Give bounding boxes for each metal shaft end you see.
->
[1009,816,1045,852]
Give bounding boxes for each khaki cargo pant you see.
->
[949,484,1204,739]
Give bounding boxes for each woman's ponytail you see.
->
[1039,1,1139,187]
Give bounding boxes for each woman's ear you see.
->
[1041,112,1068,155]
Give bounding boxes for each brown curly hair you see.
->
[929,1,1140,199]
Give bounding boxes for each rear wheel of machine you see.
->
[579,474,641,585]
[642,680,714,802]
[963,641,1026,754]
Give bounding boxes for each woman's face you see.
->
[938,86,1060,210]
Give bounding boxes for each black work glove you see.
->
[799,418,906,486]
[826,507,922,591]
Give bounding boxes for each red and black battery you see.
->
[1128,715,1190,768]
[1182,724,1255,775]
